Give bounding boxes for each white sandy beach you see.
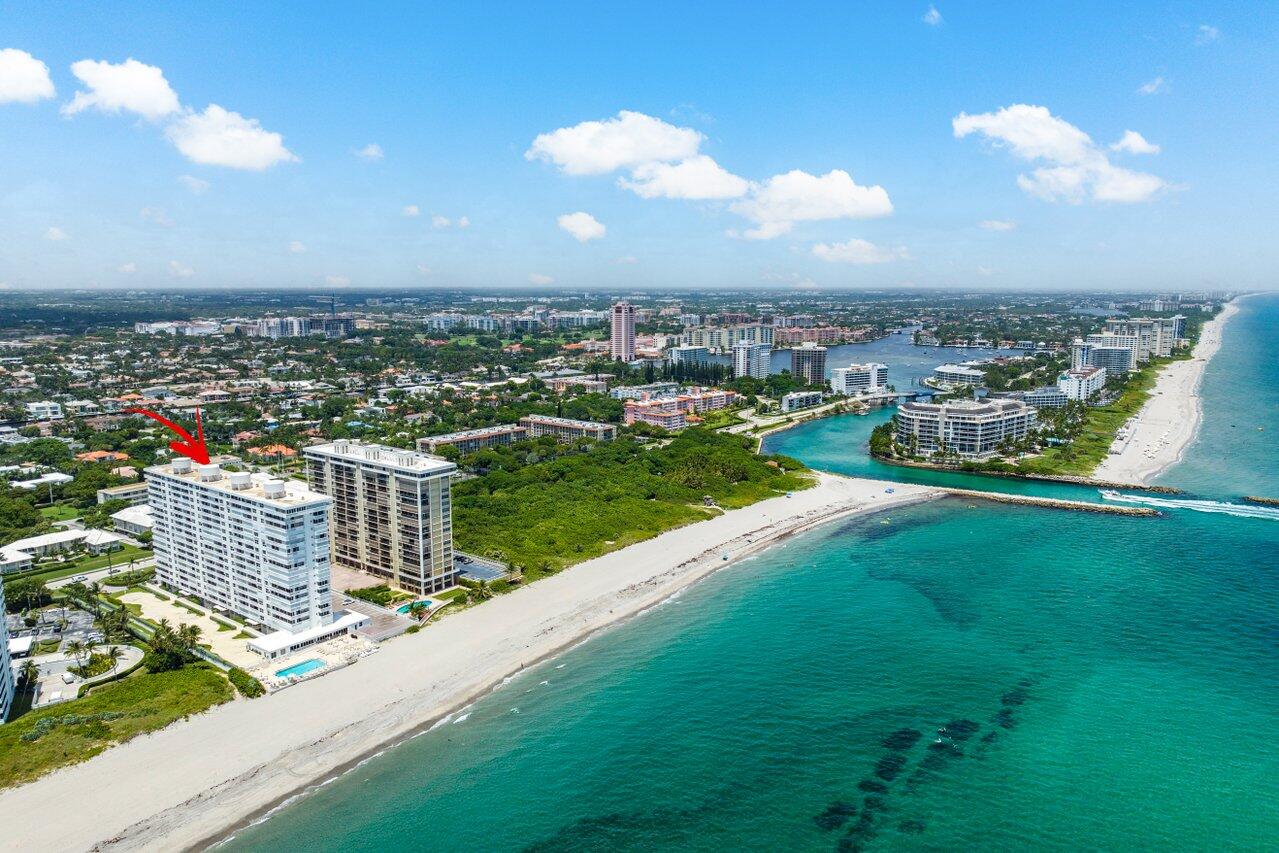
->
[1092,299,1240,485]
[0,472,940,853]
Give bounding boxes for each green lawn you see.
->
[38,504,81,521]
[0,666,234,789]
[696,408,749,430]
[17,545,152,586]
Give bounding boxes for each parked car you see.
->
[72,574,89,582]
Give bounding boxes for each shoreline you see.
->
[1092,298,1241,485]
[0,473,941,853]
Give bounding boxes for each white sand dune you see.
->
[0,473,940,852]
[1092,299,1240,485]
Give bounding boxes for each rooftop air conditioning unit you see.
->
[262,479,286,499]
[172,457,192,474]
[229,471,252,490]
[198,464,222,482]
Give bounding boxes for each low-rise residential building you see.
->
[1022,387,1068,409]
[417,424,528,455]
[111,504,154,536]
[518,415,617,443]
[97,482,150,505]
[831,362,888,395]
[1058,365,1106,401]
[931,363,986,388]
[623,398,688,431]
[611,382,680,400]
[895,399,1037,459]
[24,401,63,421]
[780,390,824,412]
[545,375,609,395]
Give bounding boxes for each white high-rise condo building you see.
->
[147,459,334,633]
[611,301,637,362]
[1058,365,1107,401]
[733,341,772,380]
[0,580,12,723]
[305,440,457,595]
[831,362,888,395]
[895,399,1037,460]
[790,342,827,385]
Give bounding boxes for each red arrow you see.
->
[126,407,211,465]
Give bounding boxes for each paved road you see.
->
[46,557,155,590]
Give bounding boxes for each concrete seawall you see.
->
[940,488,1160,517]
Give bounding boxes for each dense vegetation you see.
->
[453,428,810,577]
[0,667,233,789]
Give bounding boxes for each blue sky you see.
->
[2,1,1276,291]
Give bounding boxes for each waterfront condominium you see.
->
[610,301,637,362]
[831,362,888,395]
[790,342,827,385]
[0,580,12,723]
[147,459,334,633]
[305,440,457,596]
[733,341,772,380]
[1058,365,1107,401]
[418,423,527,455]
[895,398,1037,459]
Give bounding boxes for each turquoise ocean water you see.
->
[227,297,1279,852]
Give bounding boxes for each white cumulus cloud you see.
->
[1138,76,1166,95]
[526,110,703,175]
[165,104,297,170]
[431,215,451,229]
[730,169,893,239]
[953,104,1166,203]
[168,260,194,277]
[457,216,470,229]
[529,273,554,285]
[1110,130,1160,155]
[63,58,180,120]
[288,241,307,254]
[0,49,56,104]
[979,219,1017,231]
[812,238,909,264]
[45,226,67,241]
[402,205,420,218]
[355,143,383,160]
[177,174,210,194]
[557,211,606,242]
[1196,24,1220,44]
[416,264,432,276]
[619,154,749,199]
[118,262,137,274]
[923,5,943,25]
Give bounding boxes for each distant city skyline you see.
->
[2,2,1276,291]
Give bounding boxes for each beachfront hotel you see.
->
[610,301,636,362]
[1104,316,1186,360]
[147,459,336,633]
[305,440,457,596]
[732,341,772,380]
[790,342,827,385]
[895,398,1037,459]
[0,580,12,723]
[831,362,888,395]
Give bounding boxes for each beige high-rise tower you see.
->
[305,440,457,595]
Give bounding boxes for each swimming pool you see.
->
[275,658,324,678]
[396,599,434,614]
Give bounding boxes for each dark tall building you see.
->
[790,342,827,386]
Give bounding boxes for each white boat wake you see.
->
[1099,490,1279,521]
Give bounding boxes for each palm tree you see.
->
[407,602,427,621]
[19,659,39,689]
[106,646,125,676]
[64,639,87,672]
